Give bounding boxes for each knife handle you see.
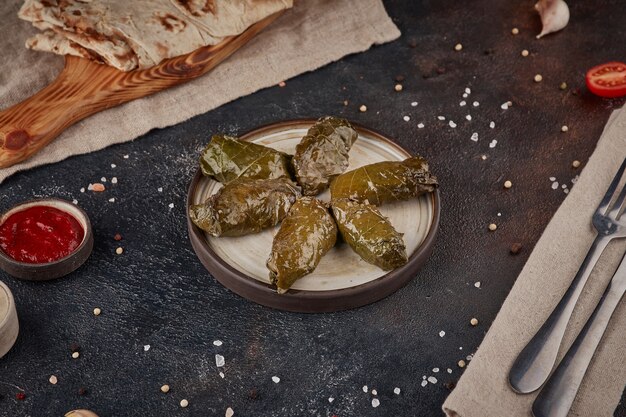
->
[532,255,626,417]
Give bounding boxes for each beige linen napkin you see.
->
[444,105,626,416]
[0,0,400,183]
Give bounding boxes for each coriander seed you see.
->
[394,84,403,92]
[458,360,466,368]
[534,74,543,82]
[359,105,367,112]
[454,43,463,51]
[561,125,569,132]
[521,49,529,57]
[180,399,189,408]
[161,385,170,393]
[93,308,101,316]
[470,318,479,326]
[72,352,80,359]
[488,223,497,231]
[115,247,123,255]
[572,160,581,168]
[511,28,519,35]
[504,180,512,189]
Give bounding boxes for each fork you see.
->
[532,251,626,417]
[509,156,626,394]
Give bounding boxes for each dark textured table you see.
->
[1,1,625,416]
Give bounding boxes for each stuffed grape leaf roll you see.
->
[331,199,407,271]
[330,156,438,205]
[292,116,358,196]
[200,134,293,183]
[189,178,301,237]
[266,198,337,294]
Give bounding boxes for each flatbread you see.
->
[18,0,293,71]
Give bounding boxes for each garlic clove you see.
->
[65,410,99,417]
[535,0,570,39]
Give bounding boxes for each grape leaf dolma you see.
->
[330,156,438,205]
[331,199,407,271]
[267,198,337,294]
[292,116,358,196]
[200,134,293,183]
[189,178,301,237]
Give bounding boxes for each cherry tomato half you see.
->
[585,62,626,98]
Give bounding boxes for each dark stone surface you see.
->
[1,0,625,416]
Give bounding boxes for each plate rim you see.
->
[186,118,441,313]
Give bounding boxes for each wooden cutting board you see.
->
[0,11,283,169]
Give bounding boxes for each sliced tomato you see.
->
[585,62,626,98]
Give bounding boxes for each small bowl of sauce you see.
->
[0,199,93,281]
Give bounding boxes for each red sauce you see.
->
[0,206,84,264]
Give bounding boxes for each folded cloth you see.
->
[443,105,626,416]
[0,0,400,183]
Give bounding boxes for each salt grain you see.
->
[447,369,452,374]
[403,116,411,122]
[219,372,225,378]
[437,115,446,121]
[418,123,425,129]
[463,93,468,98]
[470,132,478,142]
[363,385,368,393]
[168,203,174,209]
[501,102,509,110]
[428,376,438,384]
[226,407,234,417]
[474,281,481,288]
[72,199,78,205]
[144,345,150,351]
[101,177,107,182]
[371,389,377,395]
[272,376,280,383]
[49,375,58,385]
[108,198,115,203]
[157,187,163,192]
[465,114,472,121]
[551,182,559,190]
[80,187,85,193]
[123,154,129,159]
[328,397,334,403]
[449,120,457,128]
[213,340,223,346]
[439,330,446,337]
[549,176,556,181]
[372,398,380,408]
[411,101,418,107]
[460,101,467,107]
[433,368,440,373]
[472,101,479,107]
[465,88,471,94]
[111,177,118,184]
[215,354,225,367]
[421,380,428,387]
[111,164,116,168]
[394,387,401,395]
[489,121,495,129]
[489,140,497,148]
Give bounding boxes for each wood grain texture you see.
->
[0,11,283,169]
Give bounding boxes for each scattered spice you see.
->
[359,105,367,112]
[115,247,124,255]
[93,307,101,316]
[559,82,568,90]
[72,352,80,359]
[436,67,446,75]
[407,38,417,48]
[78,387,87,396]
[394,84,403,92]
[92,183,105,192]
[510,242,523,254]
[458,360,466,368]
[70,343,81,352]
[504,180,512,189]
[521,49,529,57]
[343,100,348,106]
[488,223,497,231]
[114,233,122,241]
[511,27,519,35]
[561,125,569,132]
[534,74,543,83]
[572,160,581,168]
[180,399,189,408]
[16,392,26,401]
[49,375,58,385]
[248,389,259,400]
[161,385,170,393]
[454,43,463,51]
[444,381,457,390]
[470,318,479,326]
[395,75,405,82]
